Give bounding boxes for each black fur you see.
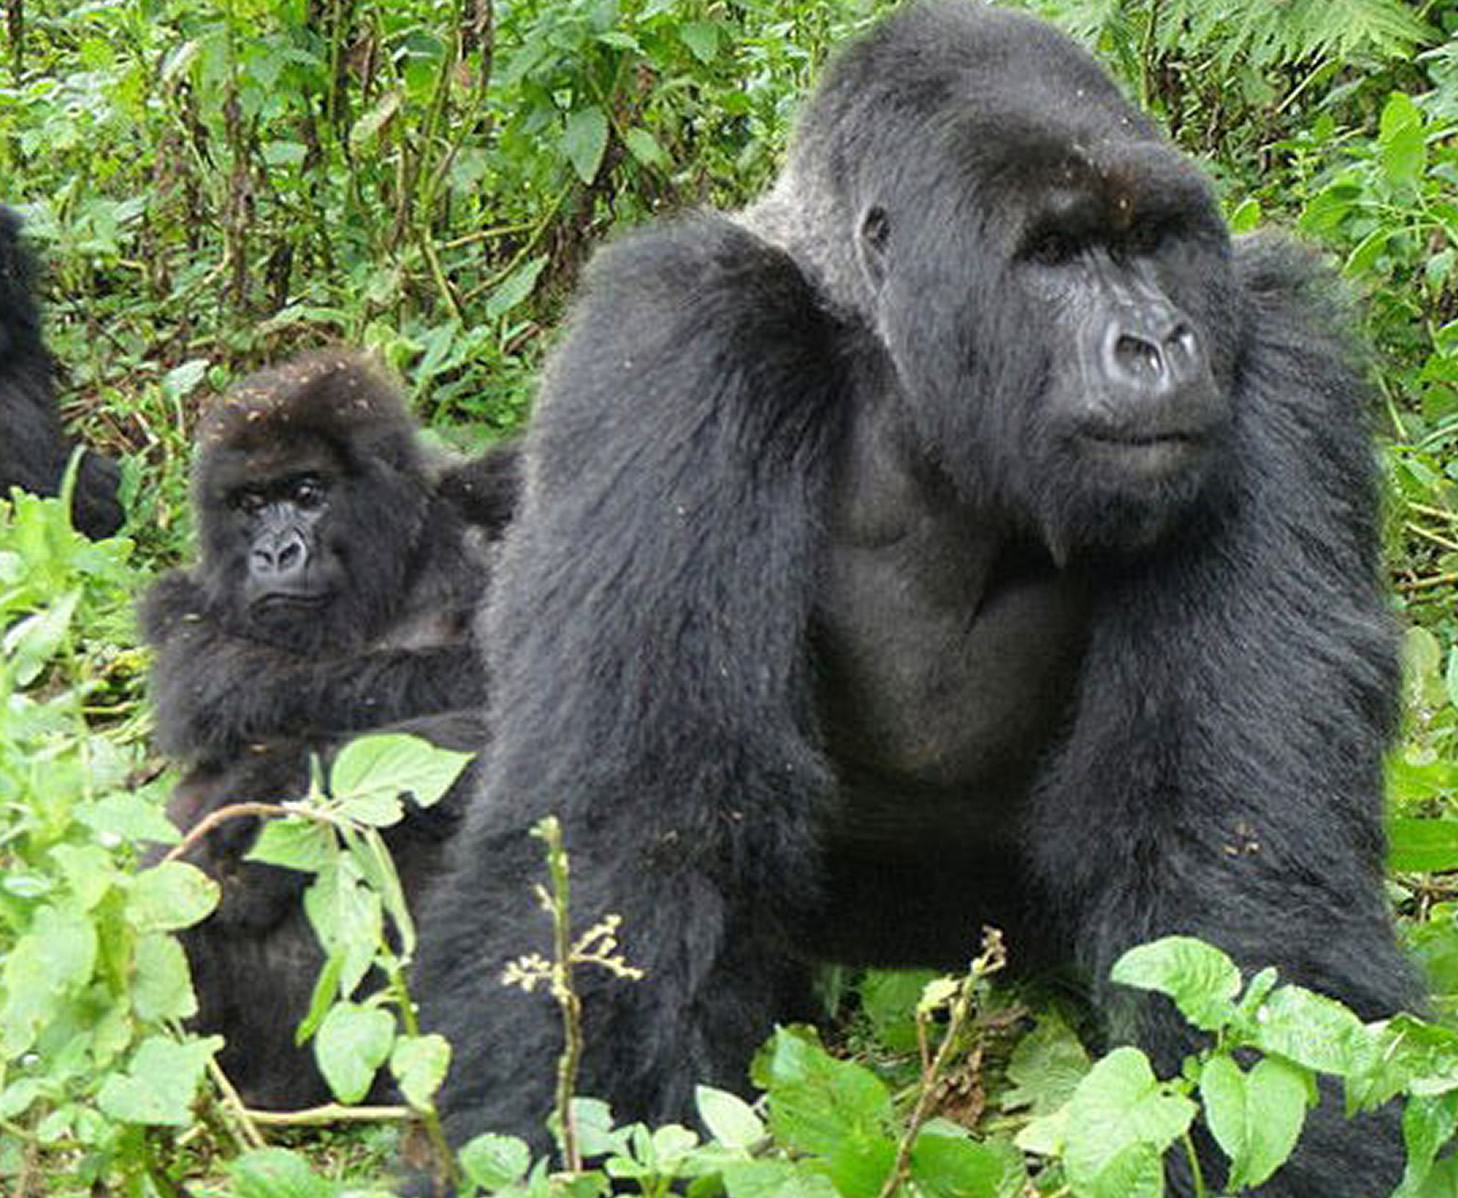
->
[416,5,1419,1192]
[142,352,515,1107]
[0,206,122,538]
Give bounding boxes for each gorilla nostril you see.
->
[1114,333,1165,379]
[1167,324,1198,360]
[277,542,303,571]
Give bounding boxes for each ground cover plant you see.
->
[1,0,1456,1193]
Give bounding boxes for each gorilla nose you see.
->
[1104,317,1204,395]
[251,530,308,579]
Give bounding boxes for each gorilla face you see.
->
[825,31,1243,558]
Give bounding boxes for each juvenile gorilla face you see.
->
[192,355,432,656]
[822,26,1243,557]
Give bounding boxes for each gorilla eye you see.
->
[861,207,891,256]
[233,490,266,516]
[1125,221,1167,257]
[1024,229,1080,267]
[293,478,326,509]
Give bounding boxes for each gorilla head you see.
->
[760,4,1242,556]
[193,353,435,655]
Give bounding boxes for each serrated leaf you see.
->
[765,1029,892,1155]
[390,1033,450,1109]
[1061,1047,1196,1190]
[459,1133,532,1191]
[1201,1055,1308,1189]
[1110,936,1241,1031]
[697,1084,765,1148]
[249,817,335,871]
[486,254,548,321]
[133,934,197,1022]
[911,1126,1022,1198]
[1004,1015,1091,1116]
[96,1035,219,1126]
[126,861,219,932]
[1250,985,1374,1077]
[330,732,472,820]
[315,1002,394,1103]
[77,792,182,847]
[231,1147,341,1198]
[1378,92,1425,190]
[4,591,78,684]
[562,105,609,184]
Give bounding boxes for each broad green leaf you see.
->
[1062,1047,1196,1191]
[330,732,472,820]
[459,1133,532,1191]
[315,1002,394,1103]
[390,1032,450,1109]
[826,1127,895,1198]
[231,1147,340,1198]
[486,255,549,321]
[911,1125,1023,1198]
[679,20,720,63]
[1396,1092,1458,1198]
[697,1084,765,1149]
[1111,936,1241,1031]
[1004,1015,1091,1115]
[249,818,335,871]
[4,591,78,684]
[96,1035,220,1126]
[1250,985,1373,1077]
[1200,1055,1307,1189]
[1389,819,1458,873]
[1,905,99,1053]
[563,105,609,184]
[126,861,219,932]
[764,1029,892,1156]
[1378,92,1426,190]
[133,934,197,1023]
[77,792,181,847]
[303,857,382,998]
[722,1160,839,1198]
[624,127,669,169]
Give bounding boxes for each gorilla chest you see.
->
[814,519,1089,853]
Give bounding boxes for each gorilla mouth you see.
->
[1077,428,1210,475]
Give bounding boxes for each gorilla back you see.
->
[416,4,1419,1192]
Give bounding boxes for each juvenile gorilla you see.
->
[143,352,515,1107]
[0,206,123,538]
[417,3,1419,1191]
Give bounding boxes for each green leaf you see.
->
[1378,92,1426,190]
[826,1127,896,1198]
[459,1133,533,1191]
[486,255,549,321]
[126,861,219,932]
[1249,985,1374,1077]
[1200,1055,1308,1189]
[1396,1092,1458,1198]
[1110,936,1241,1031]
[349,89,402,148]
[133,934,198,1023]
[4,590,78,684]
[1004,1015,1091,1115]
[330,732,473,821]
[231,1147,341,1198]
[0,905,99,1053]
[562,105,609,184]
[764,1029,892,1156]
[1390,819,1458,873]
[96,1035,219,1126]
[679,20,721,63]
[315,1002,394,1103]
[77,792,181,847]
[722,1161,839,1198]
[697,1084,765,1149]
[1061,1047,1196,1192]
[911,1125,1023,1198]
[624,127,669,170]
[390,1033,450,1109]
[249,818,335,871]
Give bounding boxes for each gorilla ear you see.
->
[857,205,890,291]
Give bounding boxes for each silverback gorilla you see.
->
[0,206,123,538]
[142,352,515,1106]
[415,4,1420,1191]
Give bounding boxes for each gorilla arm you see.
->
[142,570,485,761]
[417,213,852,1145]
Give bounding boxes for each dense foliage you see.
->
[2,0,1457,1193]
